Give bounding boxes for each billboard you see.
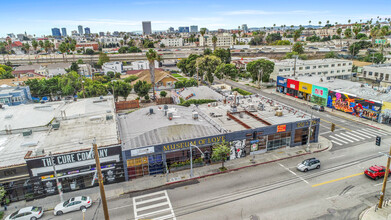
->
[287,79,299,90]
[327,91,382,120]
[311,85,328,99]
[277,76,287,87]
[299,82,312,94]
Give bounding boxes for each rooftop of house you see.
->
[0,76,43,87]
[175,86,225,101]
[130,69,177,85]
[119,91,312,151]
[275,59,352,66]
[364,63,391,70]
[0,96,119,168]
[14,64,42,71]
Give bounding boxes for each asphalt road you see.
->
[39,137,391,220]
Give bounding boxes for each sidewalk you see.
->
[264,89,391,133]
[360,204,391,220]
[1,137,331,216]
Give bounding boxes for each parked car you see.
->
[297,158,321,172]
[5,206,43,220]
[311,105,325,111]
[364,165,391,180]
[54,196,92,216]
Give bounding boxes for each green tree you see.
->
[203,48,212,55]
[146,49,161,100]
[160,43,165,48]
[246,59,275,87]
[249,36,264,45]
[77,59,84,64]
[213,48,231,64]
[344,28,352,39]
[325,51,339,58]
[67,62,79,73]
[128,46,142,53]
[176,54,200,76]
[292,42,304,54]
[266,33,282,44]
[196,55,222,85]
[107,71,115,78]
[215,63,238,80]
[160,90,167,97]
[200,28,207,49]
[32,39,38,52]
[97,52,110,66]
[59,42,68,62]
[124,75,138,83]
[134,80,151,99]
[85,48,94,55]
[211,141,231,170]
[353,24,362,39]
[293,30,302,42]
[118,47,128,54]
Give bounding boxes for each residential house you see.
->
[45,63,71,77]
[128,69,179,89]
[103,61,123,74]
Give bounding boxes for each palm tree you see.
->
[370,26,379,47]
[232,34,237,45]
[200,28,206,49]
[212,35,217,51]
[146,49,161,101]
[336,28,342,48]
[32,40,38,53]
[23,43,31,63]
[353,24,362,39]
[326,20,330,29]
[123,35,128,45]
[237,26,242,44]
[318,21,322,27]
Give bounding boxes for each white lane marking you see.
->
[334,134,355,143]
[109,204,132,211]
[331,140,343,146]
[326,195,339,200]
[338,133,360,141]
[349,130,373,138]
[374,180,391,186]
[345,132,366,140]
[330,155,345,159]
[354,130,376,137]
[329,136,348,144]
[278,163,310,185]
[164,190,176,220]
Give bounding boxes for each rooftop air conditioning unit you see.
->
[275,110,283,117]
[106,115,113,120]
[23,130,32,136]
[52,122,60,130]
[192,112,199,120]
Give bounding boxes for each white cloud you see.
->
[221,10,330,16]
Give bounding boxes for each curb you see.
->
[358,206,373,220]
[165,146,330,186]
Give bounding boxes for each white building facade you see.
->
[362,64,391,85]
[160,38,184,47]
[199,33,233,47]
[272,59,353,80]
[103,61,123,74]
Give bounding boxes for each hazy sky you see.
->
[1,0,390,37]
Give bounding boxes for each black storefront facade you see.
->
[24,145,124,200]
[122,118,320,181]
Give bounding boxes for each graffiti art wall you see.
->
[327,90,382,120]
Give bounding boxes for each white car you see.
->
[54,196,92,216]
[5,206,43,220]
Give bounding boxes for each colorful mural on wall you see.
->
[327,91,382,121]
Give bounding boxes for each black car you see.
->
[311,105,324,111]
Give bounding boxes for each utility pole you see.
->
[189,144,205,178]
[306,109,313,152]
[49,152,63,202]
[93,139,110,220]
[378,146,391,208]
[293,55,298,78]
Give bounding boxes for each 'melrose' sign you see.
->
[314,88,323,96]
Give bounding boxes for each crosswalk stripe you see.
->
[136,196,168,205]
[338,133,360,141]
[349,130,373,138]
[353,130,376,137]
[345,132,366,140]
[331,140,343,146]
[334,134,354,143]
[362,129,382,136]
[329,136,348,144]
[364,128,389,136]
[136,208,172,218]
[137,202,169,212]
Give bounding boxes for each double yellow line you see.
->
[320,118,352,132]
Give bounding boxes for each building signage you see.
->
[163,135,226,151]
[277,125,286,132]
[311,85,328,99]
[299,82,312,93]
[26,145,122,169]
[287,79,299,90]
[277,76,287,87]
[131,147,155,156]
[296,120,318,128]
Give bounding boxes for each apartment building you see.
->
[199,33,233,47]
[362,64,391,85]
[271,59,353,80]
[160,38,184,47]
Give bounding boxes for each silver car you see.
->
[297,158,321,172]
[54,196,92,216]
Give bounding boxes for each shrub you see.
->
[160,91,167,97]
[232,88,252,96]
[179,99,216,107]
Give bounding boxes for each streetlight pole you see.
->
[306,109,313,152]
[189,144,205,178]
[378,146,391,208]
[49,152,63,202]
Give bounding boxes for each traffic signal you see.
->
[376,136,381,146]
[331,123,336,132]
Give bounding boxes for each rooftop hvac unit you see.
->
[23,130,32,136]
[275,110,283,117]
[167,112,173,119]
[149,108,154,114]
[164,105,168,110]
[247,104,256,112]
[192,112,199,120]
[52,122,60,130]
[106,115,113,120]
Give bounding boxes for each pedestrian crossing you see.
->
[328,128,390,146]
[133,190,176,220]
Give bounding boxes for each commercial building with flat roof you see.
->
[362,63,391,86]
[119,90,319,180]
[142,21,152,35]
[0,96,124,202]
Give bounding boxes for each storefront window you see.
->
[267,132,291,151]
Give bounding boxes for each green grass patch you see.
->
[179,99,216,107]
[232,88,252,96]
[172,73,183,78]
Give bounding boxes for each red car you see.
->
[364,165,391,180]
